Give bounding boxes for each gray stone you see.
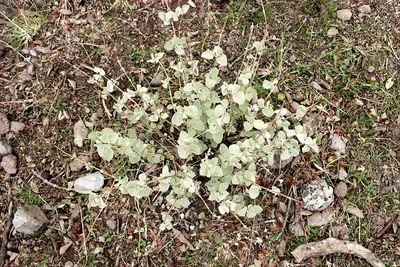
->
[0,113,10,135]
[337,9,352,21]
[13,205,49,234]
[74,171,104,191]
[0,141,12,157]
[1,154,17,174]
[367,66,375,73]
[302,179,334,211]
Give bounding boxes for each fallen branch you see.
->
[291,238,384,267]
[0,202,13,267]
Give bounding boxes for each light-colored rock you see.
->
[367,66,375,73]
[106,218,117,230]
[302,179,334,211]
[357,5,371,14]
[354,98,364,106]
[0,113,10,135]
[334,181,348,198]
[1,154,17,174]
[338,167,348,180]
[0,141,12,157]
[307,208,336,226]
[327,27,339,37]
[73,119,88,147]
[13,205,49,234]
[74,171,104,191]
[289,54,296,63]
[10,121,25,133]
[69,155,90,172]
[330,134,347,153]
[337,9,352,21]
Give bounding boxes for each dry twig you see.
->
[292,238,385,267]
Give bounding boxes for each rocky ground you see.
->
[0,0,399,266]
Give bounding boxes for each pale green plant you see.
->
[86,4,319,230]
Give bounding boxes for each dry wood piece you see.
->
[291,238,384,267]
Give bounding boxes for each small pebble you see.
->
[1,154,17,174]
[10,121,25,133]
[327,27,339,37]
[74,171,105,191]
[357,5,371,14]
[334,181,348,198]
[337,9,352,21]
[367,66,375,73]
[288,54,296,63]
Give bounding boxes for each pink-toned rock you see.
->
[357,5,371,14]
[10,121,25,133]
[1,154,17,174]
[337,9,352,21]
[0,113,10,135]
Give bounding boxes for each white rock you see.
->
[337,9,352,21]
[10,121,25,133]
[0,141,12,157]
[354,98,364,106]
[13,205,49,234]
[357,5,371,14]
[327,27,339,37]
[73,119,88,147]
[330,134,347,153]
[302,179,334,211]
[1,154,17,174]
[0,113,10,135]
[74,171,104,191]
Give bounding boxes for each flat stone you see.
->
[0,141,12,157]
[10,121,25,133]
[13,205,49,234]
[74,171,104,191]
[357,5,371,14]
[150,73,164,87]
[69,155,90,172]
[337,9,352,21]
[1,154,17,174]
[334,181,348,198]
[327,27,339,37]
[302,179,334,211]
[0,113,10,135]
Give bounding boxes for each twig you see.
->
[0,202,13,267]
[32,170,73,192]
[276,186,293,239]
[292,238,385,267]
